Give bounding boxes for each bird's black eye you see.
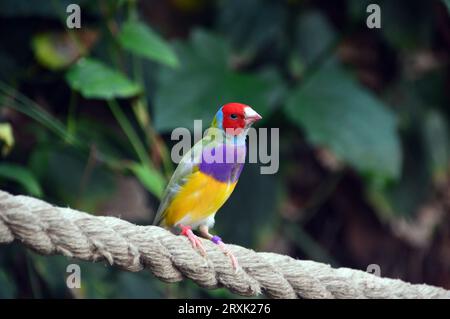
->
[230,114,238,119]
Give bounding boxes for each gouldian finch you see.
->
[153,103,262,269]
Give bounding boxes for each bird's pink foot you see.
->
[180,225,206,256]
[211,235,239,271]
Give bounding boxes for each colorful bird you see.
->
[153,102,262,269]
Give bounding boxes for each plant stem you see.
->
[131,56,173,177]
[67,90,77,137]
[0,82,78,146]
[107,99,150,167]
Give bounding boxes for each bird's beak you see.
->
[244,107,262,125]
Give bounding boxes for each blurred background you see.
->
[0,0,449,298]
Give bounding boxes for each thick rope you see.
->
[0,190,448,299]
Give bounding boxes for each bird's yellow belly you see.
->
[163,171,237,227]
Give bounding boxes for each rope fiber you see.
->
[0,190,448,299]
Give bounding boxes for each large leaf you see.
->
[66,58,141,99]
[129,162,166,199]
[153,30,283,132]
[295,11,336,67]
[118,20,179,68]
[32,31,98,71]
[0,163,42,196]
[286,62,402,181]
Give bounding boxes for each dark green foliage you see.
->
[286,61,401,182]
[153,30,282,131]
[66,58,142,99]
[0,0,449,298]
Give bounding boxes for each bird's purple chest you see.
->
[198,144,246,183]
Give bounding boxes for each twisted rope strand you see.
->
[0,190,448,299]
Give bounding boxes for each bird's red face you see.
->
[220,103,262,136]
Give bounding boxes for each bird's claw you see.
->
[180,225,207,256]
[216,240,239,272]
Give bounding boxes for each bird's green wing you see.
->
[152,135,216,226]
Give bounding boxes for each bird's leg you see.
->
[178,224,206,256]
[198,225,239,270]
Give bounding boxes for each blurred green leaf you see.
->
[118,20,179,68]
[32,33,77,70]
[66,58,141,99]
[368,129,430,219]
[129,162,166,199]
[0,123,14,156]
[153,30,282,131]
[31,30,98,71]
[367,84,433,219]
[0,163,42,196]
[295,11,337,67]
[286,62,402,181]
